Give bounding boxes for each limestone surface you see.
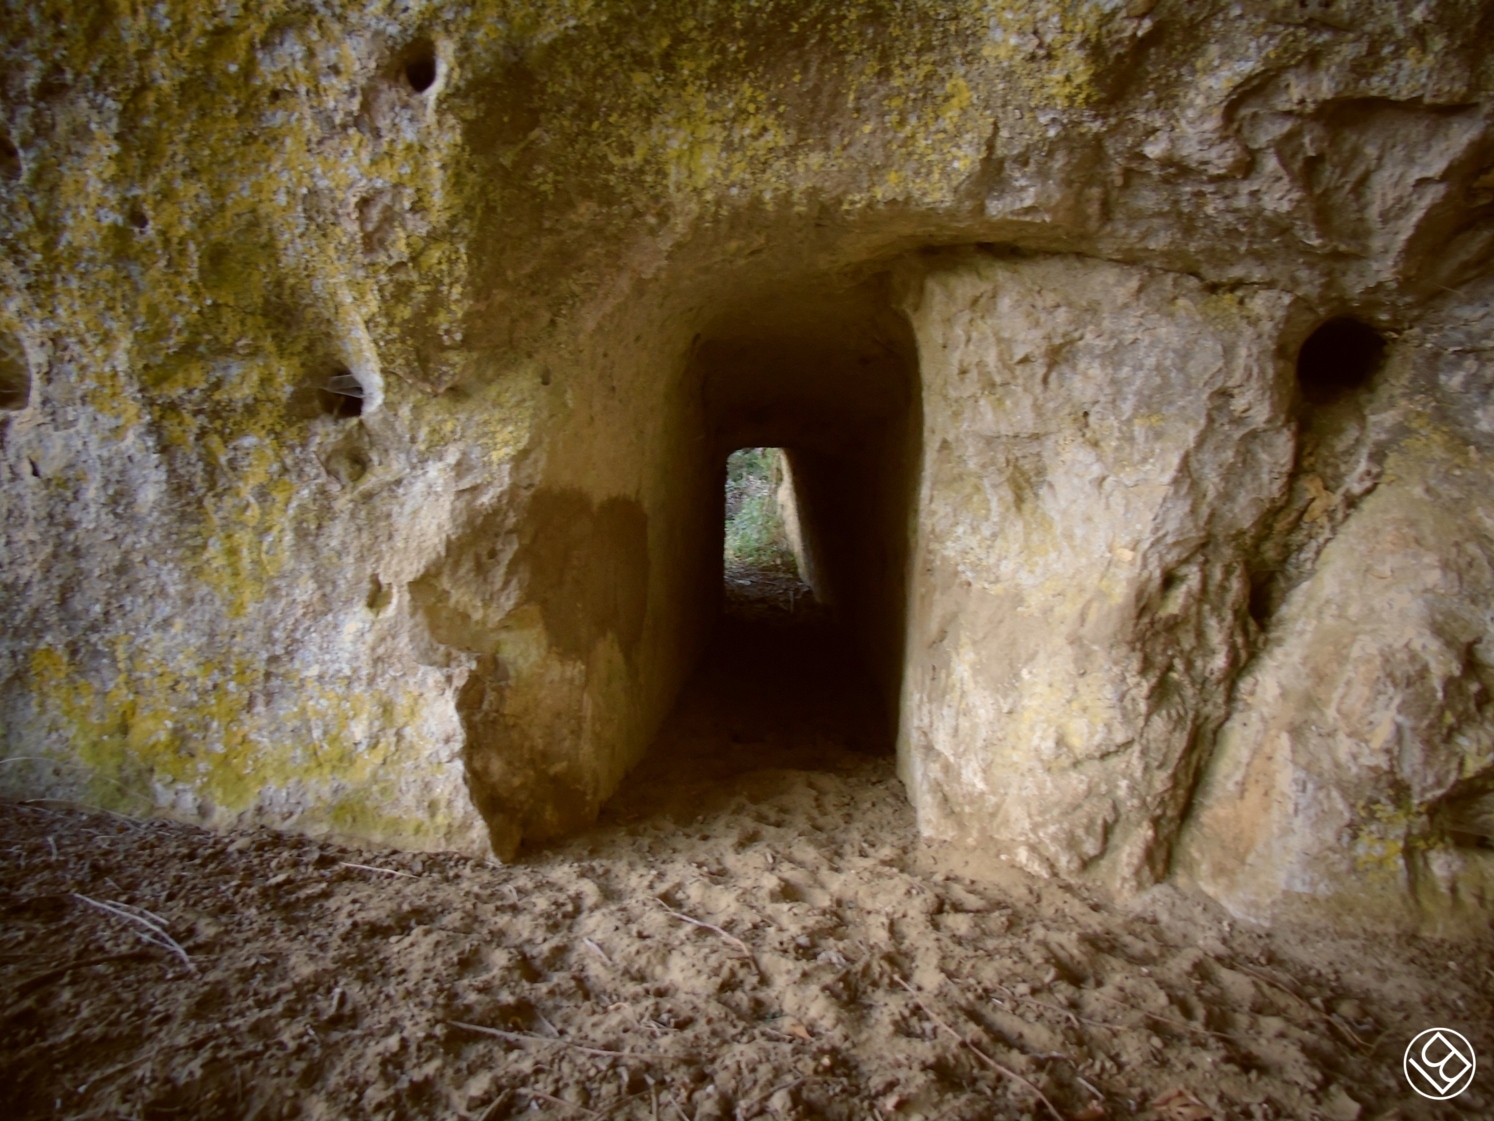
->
[901,254,1299,895]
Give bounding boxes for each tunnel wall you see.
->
[410,304,711,857]
[899,254,1301,893]
[767,314,921,728]
[788,422,920,734]
[900,254,1494,930]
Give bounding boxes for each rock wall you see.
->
[899,254,1300,894]
[899,254,1494,931]
[2,0,1493,927]
[1179,276,1494,932]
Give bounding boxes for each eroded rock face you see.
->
[899,254,1494,929]
[900,255,1301,893]
[1,0,1492,927]
[1180,276,1494,933]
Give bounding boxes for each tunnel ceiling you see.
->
[697,276,918,457]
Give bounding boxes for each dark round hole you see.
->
[326,392,363,419]
[318,368,365,419]
[1295,316,1385,406]
[403,41,438,93]
[0,135,21,182]
[127,206,150,232]
[1246,567,1275,630]
[1,331,30,411]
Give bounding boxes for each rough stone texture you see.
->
[900,255,1299,894]
[1179,275,1494,933]
[901,250,1494,928]
[1,0,1493,926]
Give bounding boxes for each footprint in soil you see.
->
[0,570,1488,1119]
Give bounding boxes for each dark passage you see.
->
[601,273,919,828]
[599,568,892,827]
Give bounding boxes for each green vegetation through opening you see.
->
[724,447,797,573]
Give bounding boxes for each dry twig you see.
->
[658,902,753,955]
[992,982,1106,1032]
[476,1089,514,1121]
[4,760,148,807]
[1084,988,1236,1041]
[71,894,194,970]
[77,1029,217,1091]
[895,977,1063,1121]
[14,950,154,996]
[22,799,143,826]
[1235,964,1369,1051]
[518,1087,604,1119]
[337,860,416,878]
[737,1076,825,1121]
[582,937,612,964]
[446,1019,655,1061]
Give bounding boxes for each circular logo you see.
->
[1404,1028,1477,1100]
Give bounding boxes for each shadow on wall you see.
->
[451,489,650,858]
[516,489,650,662]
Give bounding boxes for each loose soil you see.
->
[2,572,1489,1120]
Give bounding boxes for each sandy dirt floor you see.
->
[2,572,1490,1120]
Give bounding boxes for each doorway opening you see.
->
[723,446,812,613]
[601,276,920,826]
[602,443,891,824]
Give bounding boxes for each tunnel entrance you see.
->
[599,275,920,826]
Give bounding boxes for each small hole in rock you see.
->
[1247,569,1275,631]
[1435,791,1494,851]
[128,207,150,232]
[0,332,30,410]
[325,442,370,486]
[0,136,20,182]
[367,576,393,613]
[318,368,364,419]
[403,40,438,93]
[1296,316,1385,406]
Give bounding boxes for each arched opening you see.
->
[401,39,439,93]
[1296,315,1385,406]
[318,369,365,419]
[722,446,809,603]
[288,365,365,421]
[601,275,920,822]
